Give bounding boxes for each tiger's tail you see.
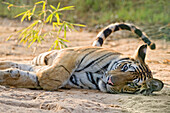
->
[92,23,156,50]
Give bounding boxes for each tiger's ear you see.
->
[134,44,147,62]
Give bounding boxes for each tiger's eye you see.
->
[122,65,128,72]
[134,61,139,63]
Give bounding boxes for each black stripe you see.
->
[142,37,151,45]
[141,64,147,72]
[86,72,92,82]
[88,87,92,89]
[135,67,140,73]
[89,72,99,90]
[149,72,152,78]
[140,89,146,94]
[117,60,132,65]
[59,65,70,75]
[70,74,79,86]
[96,77,100,85]
[92,53,115,66]
[76,52,114,72]
[36,76,41,87]
[121,63,128,72]
[98,37,103,45]
[131,66,137,73]
[141,64,147,80]
[44,51,55,65]
[28,67,33,71]
[103,28,112,38]
[95,62,110,74]
[119,24,131,31]
[135,67,141,83]
[79,79,86,87]
[117,58,130,62]
[109,58,131,70]
[86,72,98,89]
[15,64,18,68]
[109,61,118,70]
[77,50,97,68]
[137,75,141,83]
[114,25,119,32]
[139,65,145,81]
[35,57,38,66]
[44,57,48,65]
[144,65,149,73]
[134,29,142,37]
[80,86,84,88]
[133,74,138,80]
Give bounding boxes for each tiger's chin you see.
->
[98,79,115,93]
[98,79,107,93]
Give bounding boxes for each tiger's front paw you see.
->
[0,69,20,85]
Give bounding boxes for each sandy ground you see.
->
[0,18,170,113]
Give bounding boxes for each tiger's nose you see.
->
[107,76,114,86]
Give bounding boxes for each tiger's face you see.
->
[98,45,164,95]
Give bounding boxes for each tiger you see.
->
[0,23,164,95]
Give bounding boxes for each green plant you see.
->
[4,0,85,50]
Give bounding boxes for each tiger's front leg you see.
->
[0,61,34,71]
[0,68,40,88]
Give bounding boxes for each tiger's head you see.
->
[98,44,164,95]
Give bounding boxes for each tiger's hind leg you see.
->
[36,51,78,91]
[36,65,72,91]
[0,61,34,71]
[0,68,40,88]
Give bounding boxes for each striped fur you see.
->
[0,23,163,95]
[92,23,156,49]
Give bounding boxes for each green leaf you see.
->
[37,36,41,44]
[59,39,68,48]
[57,2,60,10]
[43,1,46,11]
[42,33,48,40]
[67,24,77,31]
[55,13,60,24]
[50,5,57,10]
[27,10,32,21]
[58,6,74,11]
[25,20,39,29]
[49,39,58,51]
[28,37,37,48]
[59,37,69,42]
[19,33,27,44]
[15,11,27,18]
[38,11,44,17]
[21,12,27,23]
[58,23,64,34]
[53,22,59,30]
[6,34,13,41]
[2,2,10,5]
[72,23,86,27]
[64,24,67,38]
[7,4,13,10]
[32,5,36,14]
[35,1,44,5]
[46,14,53,23]
[54,39,58,49]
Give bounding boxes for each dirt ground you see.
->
[0,18,170,113]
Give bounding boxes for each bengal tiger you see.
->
[0,23,164,95]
